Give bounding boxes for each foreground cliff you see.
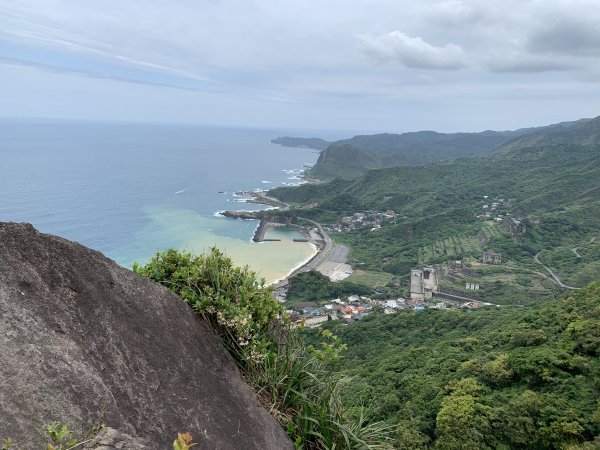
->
[0,222,292,449]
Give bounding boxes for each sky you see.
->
[1,0,600,133]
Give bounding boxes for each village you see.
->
[285,287,494,328]
[324,209,399,233]
[281,193,521,328]
[323,194,527,237]
[284,263,497,328]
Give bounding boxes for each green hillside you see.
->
[270,116,600,303]
[310,143,381,179]
[304,283,600,449]
[307,118,590,179]
[496,117,600,154]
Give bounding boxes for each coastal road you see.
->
[534,252,580,290]
[297,217,333,271]
[327,245,349,264]
[272,217,334,289]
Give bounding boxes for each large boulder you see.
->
[0,222,292,449]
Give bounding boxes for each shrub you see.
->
[135,248,393,449]
[134,248,281,361]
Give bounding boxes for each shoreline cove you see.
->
[220,166,323,285]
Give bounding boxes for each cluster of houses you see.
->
[286,288,489,328]
[477,195,528,237]
[325,210,398,233]
[477,194,513,222]
[286,295,374,327]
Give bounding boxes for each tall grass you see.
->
[242,329,393,449]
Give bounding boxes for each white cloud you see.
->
[360,31,468,70]
[1,0,600,130]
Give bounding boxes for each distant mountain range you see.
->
[275,118,592,179]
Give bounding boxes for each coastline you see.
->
[220,165,325,285]
[220,210,324,285]
[270,241,319,285]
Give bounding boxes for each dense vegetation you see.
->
[286,270,374,303]
[134,249,393,449]
[304,283,600,449]
[306,118,588,179]
[271,116,600,303]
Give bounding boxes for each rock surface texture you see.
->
[83,427,150,449]
[0,222,292,449]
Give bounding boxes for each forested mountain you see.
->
[270,115,600,303]
[306,118,590,179]
[495,117,600,154]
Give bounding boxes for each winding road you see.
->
[533,252,580,290]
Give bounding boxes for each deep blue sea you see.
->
[0,119,336,281]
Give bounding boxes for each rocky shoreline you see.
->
[233,190,289,209]
[219,176,327,286]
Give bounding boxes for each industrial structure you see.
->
[410,266,439,300]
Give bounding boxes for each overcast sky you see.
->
[1,0,600,133]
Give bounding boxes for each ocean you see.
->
[0,119,330,283]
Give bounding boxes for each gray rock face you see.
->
[0,222,292,449]
[83,427,150,449]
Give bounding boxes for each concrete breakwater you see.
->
[220,210,331,287]
[220,210,299,242]
[253,218,269,242]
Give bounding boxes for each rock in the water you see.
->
[0,222,292,449]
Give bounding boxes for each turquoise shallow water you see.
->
[0,119,325,282]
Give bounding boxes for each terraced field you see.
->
[480,221,504,240]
